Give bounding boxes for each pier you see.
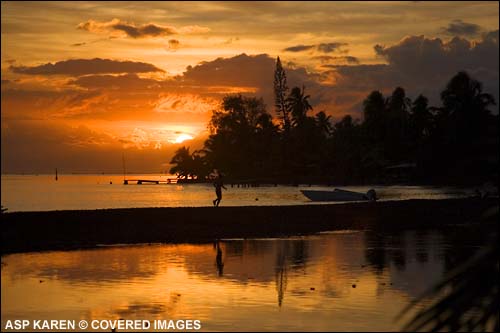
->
[123,179,178,185]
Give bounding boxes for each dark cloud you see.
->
[283,44,316,52]
[71,42,87,47]
[179,53,335,118]
[10,58,164,76]
[331,64,399,92]
[442,19,482,37]
[335,30,499,110]
[113,22,176,38]
[374,32,498,77]
[77,19,210,39]
[316,56,360,65]
[168,39,180,51]
[180,53,323,100]
[283,42,347,53]
[181,53,275,88]
[317,42,348,53]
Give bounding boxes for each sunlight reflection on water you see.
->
[0,230,487,331]
[1,174,473,212]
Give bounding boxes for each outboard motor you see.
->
[366,189,377,201]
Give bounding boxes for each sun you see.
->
[174,133,194,143]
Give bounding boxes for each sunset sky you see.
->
[1,1,498,173]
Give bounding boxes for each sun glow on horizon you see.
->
[173,133,194,143]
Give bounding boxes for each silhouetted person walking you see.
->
[212,170,227,207]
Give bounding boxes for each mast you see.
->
[122,153,127,184]
[55,168,58,181]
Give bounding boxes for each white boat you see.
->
[301,188,377,202]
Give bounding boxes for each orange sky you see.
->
[1,1,498,173]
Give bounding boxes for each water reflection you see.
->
[215,240,224,277]
[1,228,491,331]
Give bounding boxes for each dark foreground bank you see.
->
[1,198,497,254]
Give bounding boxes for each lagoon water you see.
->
[1,229,486,331]
[1,174,474,212]
[0,175,490,331]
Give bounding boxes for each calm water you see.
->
[1,174,474,212]
[1,230,486,331]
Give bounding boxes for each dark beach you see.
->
[1,197,496,254]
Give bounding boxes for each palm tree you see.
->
[315,111,333,137]
[287,86,313,128]
[410,94,432,141]
[362,90,386,143]
[439,71,495,143]
[441,71,495,118]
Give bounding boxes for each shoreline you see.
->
[1,197,497,254]
[2,173,490,187]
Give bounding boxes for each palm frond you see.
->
[398,208,498,332]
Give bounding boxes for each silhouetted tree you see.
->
[204,95,278,179]
[170,146,195,179]
[324,115,365,183]
[191,150,210,180]
[287,86,313,128]
[274,56,290,133]
[315,111,333,137]
[363,90,387,143]
[409,94,432,143]
[194,70,497,186]
[426,71,497,184]
[439,71,495,144]
[385,87,412,162]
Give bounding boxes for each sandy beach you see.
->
[1,197,496,254]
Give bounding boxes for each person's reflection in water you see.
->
[275,243,288,307]
[215,240,224,277]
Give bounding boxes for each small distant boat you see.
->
[301,188,377,202]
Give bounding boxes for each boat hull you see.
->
[301,189,369,202]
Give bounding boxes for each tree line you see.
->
[170,57,498,186]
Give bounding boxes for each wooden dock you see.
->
[123,179,177,185]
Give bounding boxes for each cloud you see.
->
[283,44,316,52]
[442,19,482,37]
[283,42,347,53]
[178,53,337,119]
[315,56,360,65]
[10,58,164,76]
[317,42,348,53]
[168,39,180,51]
[374,32,498,77]
[332,30,499,110]
[77,19,209,38]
